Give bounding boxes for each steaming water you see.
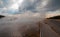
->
[0,0,60,37]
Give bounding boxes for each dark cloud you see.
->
[45,0,60,11]
[19,0,41,13]
[0,0,60,15]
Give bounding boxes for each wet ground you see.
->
[41,19,60,37]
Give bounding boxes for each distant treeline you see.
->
[0,15,5,19]
[47,15,60,19]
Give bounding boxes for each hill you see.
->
[47,15,60,19]
[0,15,5,19]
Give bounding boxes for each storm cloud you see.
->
[0,0,60,16]
[45,0,60,11]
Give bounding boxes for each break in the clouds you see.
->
[0,0,60,15]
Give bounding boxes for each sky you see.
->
[0,0,60,18]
